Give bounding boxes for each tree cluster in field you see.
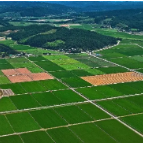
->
[0,44,18,57]
[9,25,117,52]
[85,9,143,31]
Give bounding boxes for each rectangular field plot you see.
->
[55,105,92,124]
[109,81,143,95]
[10,94,41,110]
[7,58,43,73]
[95,119,143,143]
[48,127,82,143]
[29,56,47,62]
[81,72,143,86]
[110,57,143,69]
[84,68,104,75]
[76,56,115,68]
[98,66,129,74]
[49,70,76,79]
[0,62,13,70]
[59,62,90,70]
[0,115,14,135]
[131,55,143,62]
[53,90,85,103]
[30,108,67,128]
[70,123,117,143]
[121,114,143,134]
[100,44,143,57]
[62,77,91,88]
[44,55,70,60]
[97,52,126,59]
[0,97,17,112]
[71,69,94,77]
[40,79,67,90]
[76,86,122,100]
[51,58,79,65]
[67,53,88,59]
[97,95,143,116]
[0,83,26,94]
[35,61,65,71]
[0,135,23,143]
[112,44,143,56]
[11,44,32,50]
[21,131,54,143]
[6,112,40,132]
[0,76,10,84]
[77,103,110,120]
[20,81,47,93]
[137,69,143,73]
[32,92,62,106]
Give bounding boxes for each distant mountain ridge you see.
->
[0,1,76,17]
[48,1,143,12]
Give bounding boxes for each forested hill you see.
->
[85,9,143,31]
[9,25,117,52]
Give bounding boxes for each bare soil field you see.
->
[29,73,54,81]
[2,68,54,83]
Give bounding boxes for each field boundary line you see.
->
[0,117,112,138]
[91,93,143,102]
[27,56,143,138]
[0,101,88,115]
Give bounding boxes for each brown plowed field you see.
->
[29,73,54,81]
[81,72,143,86]
[2,69,18,76]
[8,75,32,83]
[16,68,31,74]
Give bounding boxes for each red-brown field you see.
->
[1,68,54,83]
[16,68,31,74]
[8,75,32,83]
[29,73,54,81]
[2,69,19,76]
[81,72,143,86]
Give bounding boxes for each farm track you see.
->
[0,117,112,138]
[0,92,143,115]
[0,53,143,139]
[88,53,143,137]
[28,56,143,138]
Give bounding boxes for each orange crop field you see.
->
[81,72,143,86]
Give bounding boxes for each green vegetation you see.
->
[10,94,41,109]
[121,114,143,134]
[0,97,17,112]
[97,95,143,116]
[62,77,91,88]
[6,112,40,132]
[21,131,54,143]
[30,108,67,128]
[9,25,117,52]
[0,115,14,135]
[48,127,81,143]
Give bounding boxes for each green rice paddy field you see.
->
[0,42,143,142]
